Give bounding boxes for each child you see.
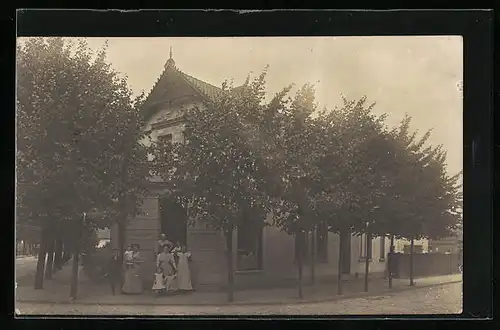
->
[152,266,166,295]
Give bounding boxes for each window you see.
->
[359,233,372,261]
[294,231,309,263]
[237,221,263,271]
[403,244,423,254]
[379,236,386,261]
[158,133,173,145]
[316,224,328,263]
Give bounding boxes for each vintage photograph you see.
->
[15,36,463,316]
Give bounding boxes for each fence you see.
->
[389,252,461,278]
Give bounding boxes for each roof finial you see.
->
[165,46,176,69]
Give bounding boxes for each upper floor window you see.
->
[158,133,173,145]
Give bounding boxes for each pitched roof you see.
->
[142,52,226,121]
[142,51,247,123]
[177,70,225,102]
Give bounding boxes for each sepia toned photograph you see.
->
[15,36,463,316]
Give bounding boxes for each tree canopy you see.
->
[17,37,151,234]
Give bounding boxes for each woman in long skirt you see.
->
[176,245,193,292]
[122,244,143,294]
[156,245,177,293]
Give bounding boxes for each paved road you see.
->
[16,282,462,316]
[16,256,38,278]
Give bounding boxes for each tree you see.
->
[150,72,273,302]
[312,96,390,293]
[373,115,463,285]
[16,37,151,291]
[250,81,325,299]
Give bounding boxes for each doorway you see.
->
[159,197,187,247]
[339,230,351,274]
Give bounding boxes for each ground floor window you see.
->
[237,221,263,271]
[379,236,386,261]
[294,231,309,263]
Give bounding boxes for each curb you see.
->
[16,280,462,307]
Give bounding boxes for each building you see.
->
[429,232,462,254]
[393,238,430,254]
[110,50,392,290]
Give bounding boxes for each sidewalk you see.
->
[16,264,462,306]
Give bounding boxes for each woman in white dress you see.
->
[176,245,193,292]
[156,245,177,293]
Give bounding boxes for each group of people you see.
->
[152,234,194,295]
[104,233,194,296]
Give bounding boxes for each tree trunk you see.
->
[297,231,304,299]
[69,247,80,300]
[44,235,55,280]
[409,236,415,286]
[53,236,63,272]
[310,228,316,285]
[364,231,371,292]
[117,218,126,292]
[70,215,84,300]
[337,229,343,295]
[225,228,235,302]
[34,223,49,290]
[388,235,395,288]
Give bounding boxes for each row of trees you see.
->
[17,38,462,301]
[16,37,152,292]
[150,69,463,301]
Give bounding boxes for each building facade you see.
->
[111,52,392,290]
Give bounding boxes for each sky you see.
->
[82,36,462,177]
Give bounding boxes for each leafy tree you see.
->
[246,81,325,298]
[312,96,390,292]
[150,72,273,302]
[382,115,462,284]
[16,37,151,290]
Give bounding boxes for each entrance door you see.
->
[159,197,188,247]
[340,230,351,274]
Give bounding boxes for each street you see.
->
[16,282,462,316]
[15,256,38,279]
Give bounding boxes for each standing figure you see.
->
[152,266,166,295]
[155,234,172,256]
[104,251,122,295]
[176,245,193,292]
[122,244,143,294]
[171,241,181,265]
[156,245,178,293]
